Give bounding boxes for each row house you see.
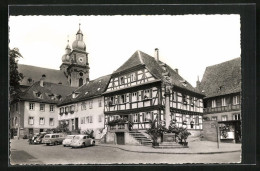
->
[57,75,111,139]
[198,57,241,143]
[10,77,76,138]
[103,49,204,145]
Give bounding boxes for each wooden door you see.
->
[116,132,125,145]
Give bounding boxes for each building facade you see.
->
[57,75,111,139]
[10,80,76,138]
[199,57,241,143]
[103,49,204,145]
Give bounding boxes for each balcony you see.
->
[204,104,240,114]
[108,123,129,132]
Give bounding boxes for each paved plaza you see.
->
[10,139,241,165]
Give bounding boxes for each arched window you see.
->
[79,78,83,87]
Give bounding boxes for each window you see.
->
[133,114,138,123]
[29,103,35,110]
[28,117,34,125]
[233,95,240,105]
[144,89,151,99]
[98,99,102,107]
[221,97,226,106]
[120,94,126,104]
[120,76,125,85]
[39,117,45,125]
[132,92,137,102]
[50,105,54,112]
[49,118,54,126]
[98,115,102,122]
[221,115,228,121]
[233,114,241,120]
[145,112,151,122]
[81,102,87,110]
[60,107,64,114]
[212,99,216,108]
[89,100,93,109]
[89,116,93,123]
[211,116,218,121]
[40,104,45,111]
[131,73,136,82]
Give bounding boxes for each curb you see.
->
[97,144,241,155]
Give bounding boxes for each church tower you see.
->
[60,24,90,87]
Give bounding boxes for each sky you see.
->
[9,15,241,87]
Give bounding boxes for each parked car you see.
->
[62,135,76,147]
[70,135,95,148]
[42,133,66,146]
[32,132,47,144]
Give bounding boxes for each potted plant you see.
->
[177,127,191,147]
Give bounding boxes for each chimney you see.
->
[40,74,46,87]
[154,48,159,61]
[174,68,178,74]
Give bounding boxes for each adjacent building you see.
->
[10,79,76,138]
[57,75,111,139]
[103,49,204,145]
[198,57,241,143]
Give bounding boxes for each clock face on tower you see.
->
[77,55,85,64]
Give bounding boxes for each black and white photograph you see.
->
[9,12,244,165]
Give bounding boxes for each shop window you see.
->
[233,114,241,120]
[212,99,216,108]
[39,117,45,125]
[221,115,228,121]
[49,118,54,126]
[28,117,34,125]
[40,104,45,111]
[29,103,35,110]
[221,97,226,106]
[50,105,54,112]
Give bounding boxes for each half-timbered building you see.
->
[103,49,204,145]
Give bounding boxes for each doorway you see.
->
[116,132,125,145]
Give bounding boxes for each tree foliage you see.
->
[9,48,23,93]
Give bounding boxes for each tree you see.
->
[9,48,23,94]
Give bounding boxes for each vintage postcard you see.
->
[9,10,243,165]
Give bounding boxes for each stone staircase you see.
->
[128,130,152,146]
[153,141,186,149]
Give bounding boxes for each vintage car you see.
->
[70,135,95,148]
[62,135,76,147]
[42,133,66,146]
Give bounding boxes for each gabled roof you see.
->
[200,57,241,98]
[58,74,111,106]
[113,50,202,95]
[17,81,76,104]
[18,64,69,86]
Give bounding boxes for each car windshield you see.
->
[45,135,50,138]
[66,136,74,139]
[74,136,81,140]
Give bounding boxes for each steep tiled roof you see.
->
[17,81,76,104]
[18,64,69,86]
[58,74,111,106]
[113,50,202,95]
[200,57,241,98]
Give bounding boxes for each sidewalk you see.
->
[97,140,241,154]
